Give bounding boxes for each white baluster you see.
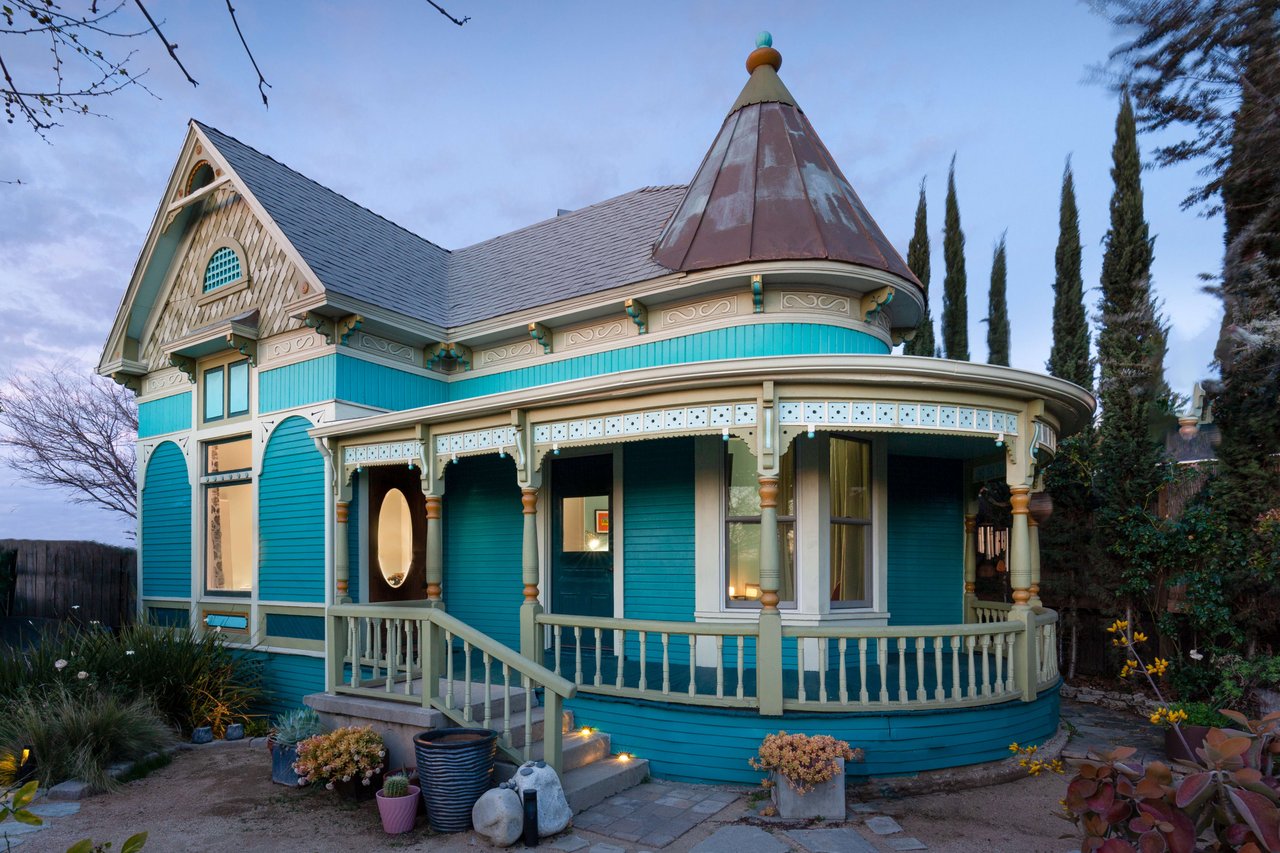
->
[483,651,493,729]
[502,663,512,746]
[661,633,671,695]
[523,675,533,761]
[347,617,358,688]
[553,625,562,677]
[966,634,977,699]
[639,632,648,692]
[934,636,945,702]
[715,635,725,699]
[595,629,603,688]
[463,640,474,721]
[736,636,745,700]
[950,635,962,702]
[993,634,1005,696]
[838,638,849,705]
[616,631,625,690]
[445,629,455,709]
[818,640,828,705]
[1006,632,1016,694]
[981,634,992,698]
[687,635,696,698]
[897,638,908,703]
[915,636,926,702]
[574,626,583,687]
[797,638,807,703]
[877,637,889,704]
[859,637,870,705]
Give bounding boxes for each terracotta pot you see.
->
[376,784,420,834]
[1164,725,1211,764]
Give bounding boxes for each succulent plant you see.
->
[383,773,410,798]
[271,707,322,747]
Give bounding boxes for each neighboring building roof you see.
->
[651,40,921,289]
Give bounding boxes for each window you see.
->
[376,488,413,588]
[725,438,795,606]
[202,437,253,595]
[186,161,215,195]
[203,246,242,293]
[203,359,250,423]
[829,436,872,606]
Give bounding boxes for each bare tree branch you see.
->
[0,365,137,521]
[224,0,269,107]
[425,0,469,27]
[131,0,196,87]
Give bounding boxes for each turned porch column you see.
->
[1028,515,1042,609]
[963,514,978,619]
[519,486,543,661]
[425,495,443,603]
[757,474,783,716]
[1008,485,1032,608]
[335,501,351,604]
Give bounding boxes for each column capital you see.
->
[963,514,977,533]
[521,487,539,514]
[758,476,779,509]
[336,500,350,523]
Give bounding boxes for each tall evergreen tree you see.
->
[1048,159,1091,387]
[904,180,937,357]
[941,156,969,360]
[1094,92,1169,612]
[985,235,1010,365]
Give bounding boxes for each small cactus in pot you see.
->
[376,772,419,834]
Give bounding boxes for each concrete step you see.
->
[496,731,612,779]
[562,754,650,812]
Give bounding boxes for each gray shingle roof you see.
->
[196,122,682,329]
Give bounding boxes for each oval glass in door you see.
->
[377,488,413,588]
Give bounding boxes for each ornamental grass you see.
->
[749,732,862,794]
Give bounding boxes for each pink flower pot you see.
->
[376,785,420,835]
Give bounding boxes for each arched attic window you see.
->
[186,160,215,195]
[204,246,243,293]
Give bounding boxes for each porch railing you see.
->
[1035,609,1060,688]
[970,599,1014,624]
[326,602,577,773]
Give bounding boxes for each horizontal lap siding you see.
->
[138,392,192,437]
[449,324,889,399]
[443,455,522,649]
[567,687,1059,784]
[244,651,325,717]
[623,439,695,663]
[887,456,963,626]
[258,355,337,413]
[259,417,326,602]
[336,354,447,411]
[141,441,191,598]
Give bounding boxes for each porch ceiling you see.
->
[886,434,1003,460]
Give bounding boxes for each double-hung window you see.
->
[829,436,872,606]
[202,437,253,595]
[203,359,249,423]
[725,438,796,607]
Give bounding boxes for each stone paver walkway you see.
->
[1,797,83,848]
[572,781,738,848]
[1060,698,1164,764]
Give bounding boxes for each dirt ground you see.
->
[27,739,1076,853]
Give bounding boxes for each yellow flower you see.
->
[1132,632,1148,643]
[1149,711,1163,724]
[1106,619,1129,634]
[1009,742,1019,753]
[1149,657,1170,677]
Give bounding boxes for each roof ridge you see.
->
[452,184,687,254]
[193,119,452,257]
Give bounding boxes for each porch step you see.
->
[561,754,651,812]
[496,730,612,779]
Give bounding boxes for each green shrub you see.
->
[0,686,175,790]
[1168,701,1232,728]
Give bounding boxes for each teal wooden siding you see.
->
[259,417,326,602]
[450,324,888,399]
[138,392,191,437]
[887,456,964,625]
[258,356,336,413]
[146,606,189,628]
[567,686,1059,784]
[443,455,523,649]
[265,613,325,641]
[140,441,191,599]
[336,354,447,411]
[347,473,361,602]
[245,651,325,717]
[623,439,695,663]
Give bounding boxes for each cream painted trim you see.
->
[256,328,333,368]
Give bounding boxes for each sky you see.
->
[0,1,1226,546]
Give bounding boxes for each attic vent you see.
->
[204,247,242,292]
[187,161,215,195]
[556,208,574,217]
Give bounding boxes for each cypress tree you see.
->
[986,234,1010,365]
[1094,92,1168,610]
[904,180,937,357]
[941,156,969,360]
[1048,159,1091,387]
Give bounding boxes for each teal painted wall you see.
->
[443,454,523,650]
[450,324,888,399]
[623,438,695,623]
[259,416,326,602]
[138,392,191,438]
[567,685,1060,784]
[258,355,336,413]
[245,651,325,717]
[887,456,964,625]
[140,441,191,599]
[336,354,447,411]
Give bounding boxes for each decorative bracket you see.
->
[225,333,257,366]
[861,286,895,322]
[426,341,473,371]
[624,299,648,334]
[751,275,764,314]
[169,354,197,383]
[109,372,142,393]
[302,312,332,343]
[302,312,362,346]
[527,322,552,355]
[336,315,362,346]
[890,327,917,346]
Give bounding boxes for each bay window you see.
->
[725,438,795,607]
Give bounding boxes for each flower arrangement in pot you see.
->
[293,725,386,800]
[376,773,420,835]
[749,731,862,820]
[267,708,322,786]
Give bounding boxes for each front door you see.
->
[551,454,613,618]
[367,466,426,602]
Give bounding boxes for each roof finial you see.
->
[746,32,781,74]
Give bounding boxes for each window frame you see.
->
[827,434,874,609]
[200,357,251,426]
[195,239,250,306]
[723,438,798,610]
[200,434,254,598]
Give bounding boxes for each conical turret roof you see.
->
[653,35,919,288]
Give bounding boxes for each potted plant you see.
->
[749,732,862,820]
[1154,701,1228,763]
[376,773,420,834]
[268,708,322,786]
[294,725,386,801]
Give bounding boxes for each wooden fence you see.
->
[0,539,136,628]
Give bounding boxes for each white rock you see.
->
[512,761,572,837]
[472,786,523,848]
